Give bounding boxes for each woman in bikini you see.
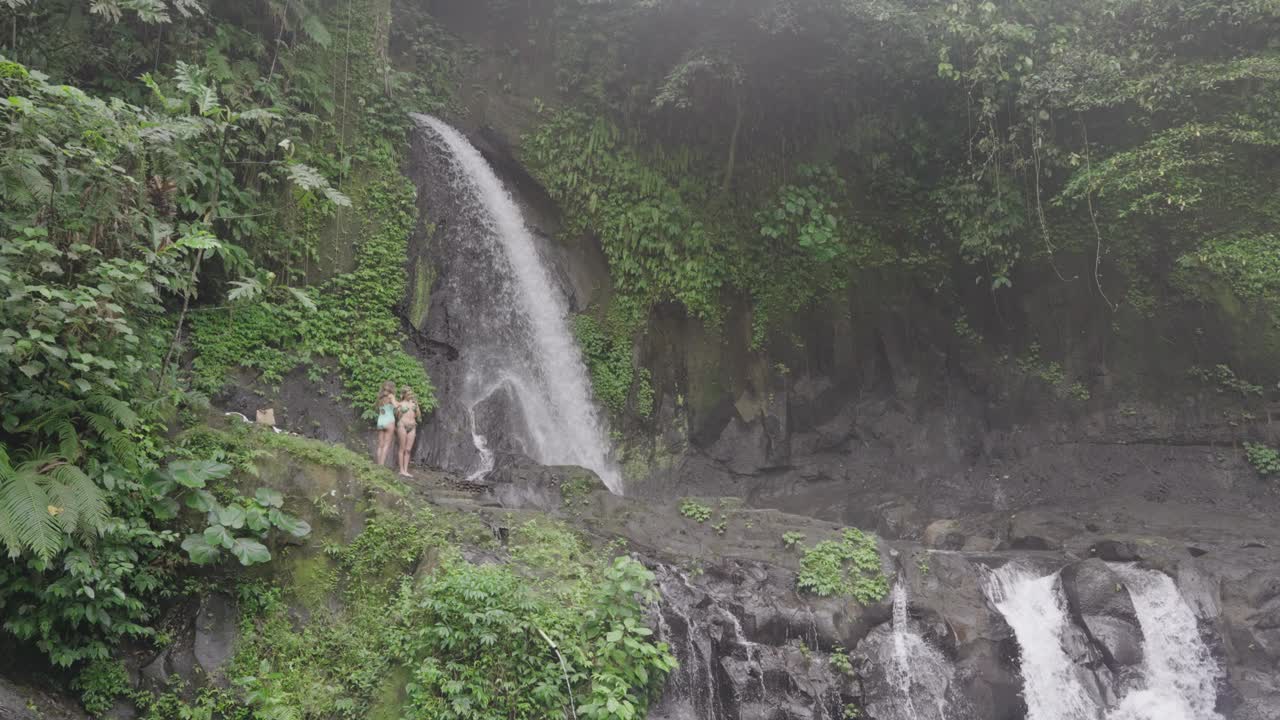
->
[374,380,398,467]
[395,386,422,478]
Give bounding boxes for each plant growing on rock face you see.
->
[72,658,130,715]
[782,531,806,549]
[830,646,854,677]
[679,499,712,523]
[1244,442,1280,477]
[145,460,310,566]
[796,529,888,605]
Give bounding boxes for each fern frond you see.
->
[55,420,82,463]
[49,464,108,538]
[0,448,22,559]
[0,457,62,561]
[83,412,137,467]
[25,399,77,433]
[90,394,140,429]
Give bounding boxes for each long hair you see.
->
[399,386,416,404]
[378,380,396,403]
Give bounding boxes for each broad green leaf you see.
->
[182,534,221,564]
[204,524,234,549]
[185,489,217,512]
[255,488,284,508]
[245,506,270,532]
[271,511,311,538]
[217,504,246,529]
[230,538,271,566]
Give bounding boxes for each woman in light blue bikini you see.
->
[374,380,398,467]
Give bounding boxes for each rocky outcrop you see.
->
[0,677,86,720]
[140,594,239,691]
[486,454,606,512]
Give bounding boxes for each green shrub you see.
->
[73,659,131,715]
[1245,442,1280,477]
[573,313,654,420]
[796,528,888,605]
[679,499,712,523]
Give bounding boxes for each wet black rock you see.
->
[486,455,604,512]
[0,677,86,720]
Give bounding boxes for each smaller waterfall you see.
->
[865,578,953,720]
[463,406,494,483]
[986,563,1225,720]
[983,565,1102,720]
[1107,565,1224,720]
[652,566,725,720]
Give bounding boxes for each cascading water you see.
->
[983,565,1104,720]
[985,564,1225,720]
[862,578,954,720]
[412,114,622,492]
[1107,565,1224,720]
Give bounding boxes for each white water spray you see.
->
[986,564,1224,720]
[414,115,622,492]
[984,565,1102,720]
[866,578,953,720]
[1107,565,1224,720]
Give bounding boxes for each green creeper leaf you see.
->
[204,524,234,549]
[217,504,246,529]
[255,488,284,508]
[230,538,271,566]
[151,497,179,520]
[245,506,270,533]
[184,489,217,512]
[270,511,311,538]
[168,460,232,489]
[182,534,221,565]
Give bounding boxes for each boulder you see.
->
[1081,615,1144,667]
[193,594,238,687]
[924,519,966,550]
[1061,560,1143,671]
[0,677,87,720]
[140,594,240,692]
[486,456,605,512]
[1062,560,1139,624]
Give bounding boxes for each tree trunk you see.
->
[721,85,743,193]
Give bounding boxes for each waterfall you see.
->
[412,115,622,493]
[864,578,953,720]
[985,564,1224,720]
[1107,565,1224,720]
[983,565,1102,720]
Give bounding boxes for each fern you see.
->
[0,446,112,562]
[1,449,66,561]
[90,394,140,430]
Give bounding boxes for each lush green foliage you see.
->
[0,0,409,670]
[678,499,712,523]
[189,154,437,416]
[205,508,674,720]
[573,313,653,420]
[155,461,313,567]
[73,659,131,716]
[513,0,1280,391]
[1244,442,1280,478]
[796,528,889,605]
[524,111,729,325]
[781,531,806,549]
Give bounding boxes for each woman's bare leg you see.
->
[396,426,410,475]
[400,428,416,476]
[375,429,391,466]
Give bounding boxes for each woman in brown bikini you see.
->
[395,386,422,478]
